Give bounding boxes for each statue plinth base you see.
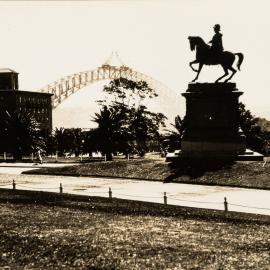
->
[181,83,246,160]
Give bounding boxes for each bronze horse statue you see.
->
[188,36,244,83]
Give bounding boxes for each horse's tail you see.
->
[234,53,244,71]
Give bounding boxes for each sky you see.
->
[0,0,270,128]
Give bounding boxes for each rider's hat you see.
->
[214,24,221,31]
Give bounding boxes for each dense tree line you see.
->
[0,110,44,160]
[50,78,167,160]
[2,79,268,161]
[163,103,270,155]
[239,102,270,155]
[92,78,167,160]
[0,78,167,160]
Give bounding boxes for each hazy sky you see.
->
[0,0,270,127]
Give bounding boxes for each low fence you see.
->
[0,154,103,163]
[0,154,134,163]
[1,180,270,214]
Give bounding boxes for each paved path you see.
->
[0,162,77,174]
[0,165,270,216]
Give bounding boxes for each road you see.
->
[0,164,270,216]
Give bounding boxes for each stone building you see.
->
[0,68,53,130]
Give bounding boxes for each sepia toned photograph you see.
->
[0,0,269,269]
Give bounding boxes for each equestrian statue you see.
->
[188,24,244,83]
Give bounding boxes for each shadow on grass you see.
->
[164,159,235,182]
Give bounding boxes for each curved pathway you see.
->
[0,164,270,216]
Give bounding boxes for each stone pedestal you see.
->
[181,83,246,159]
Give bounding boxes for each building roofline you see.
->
[0,68,19,73]
[0,89,53,96]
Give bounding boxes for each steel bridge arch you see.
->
[38,64,176,109]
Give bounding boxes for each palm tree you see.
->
[70,128,83,157]
[92,105,128,161]
[54,127,66,156]
[3,110,44,160]
[162,115,187,154]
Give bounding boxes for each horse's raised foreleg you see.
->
[192,63,203,82]
[224,66,237,82]
[215,66,229,83]
[189,60,199,72]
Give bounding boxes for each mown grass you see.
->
[24,159,270,190]
[0,189,269,269]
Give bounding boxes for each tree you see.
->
[173,115,187,138]
[53,128,85,157]
[70,128,84,157]
[1,111,44,160]
[102,78,158,107]
[54,127,66,156]
[128,106,167,156]
[239,102,268,154]
[92,105,128,160]
[62,128,83,157]
[96,77,166,157]
[43,130,56,156]
[162,115,187,153]
[82,129,98,156]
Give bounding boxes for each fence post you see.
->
[4,152,6,161]
[60,183,63,194]
[224,197,228,212]
[164,192,167,205]
[31,153,34,162]
[12,180,16,190]
[109,187,112,199]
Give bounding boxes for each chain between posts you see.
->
[4,181,270,213]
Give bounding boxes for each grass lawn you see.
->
[24,158,270,190]
[0,189,269,269]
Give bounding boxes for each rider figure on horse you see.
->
[209,24,224,60]
[188,24,244,82]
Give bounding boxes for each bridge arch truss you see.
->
[38,65,175,108]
